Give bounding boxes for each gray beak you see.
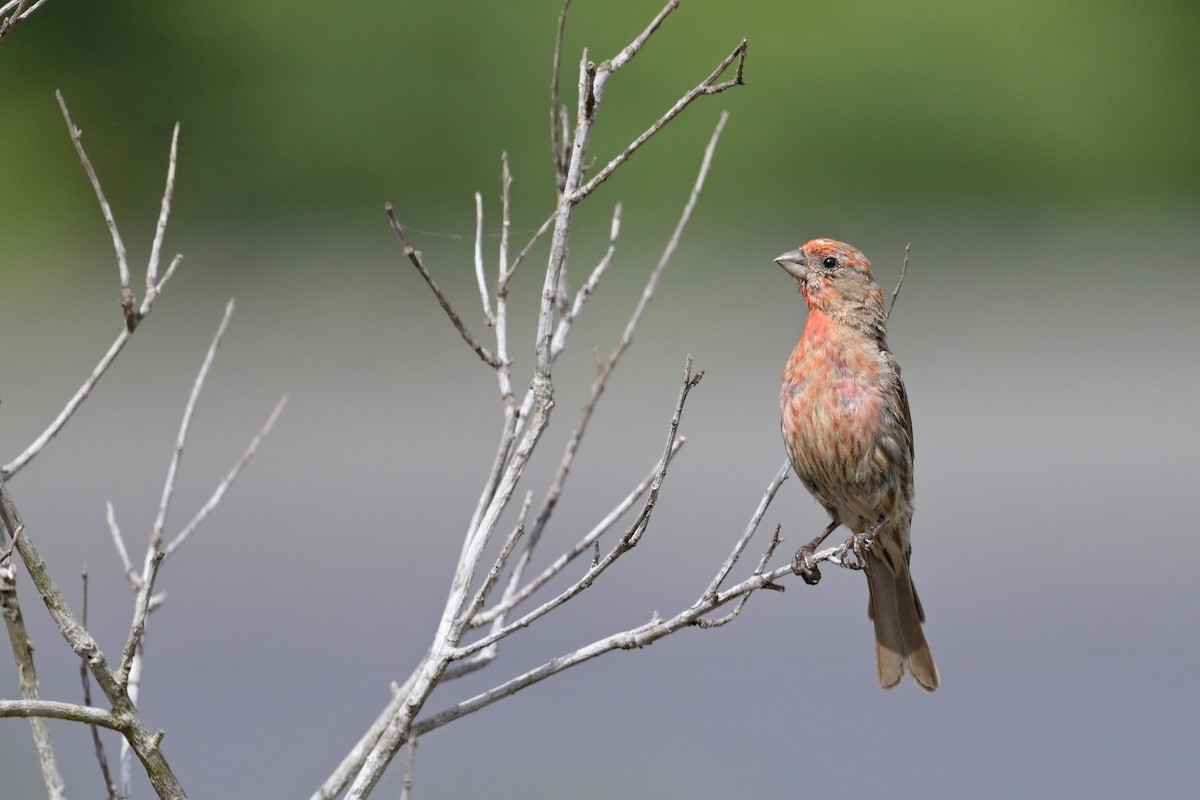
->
[775,248,808,281]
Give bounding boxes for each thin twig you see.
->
[150,298,236,558]
[79,569,120,800]
[523,111,727,553]
[887,242,910,321]
[145,122,180,301]
[516,112,725,576]
[456,360,700,660]
[400,736,418,800]
[571,41,745,205]
[494,153,515,409]
[605,0,679,74]
[2,117,184,480]
[473,192,495,326]
[694,524,785,628]
[106,501,140,588]
[444,492,533,681]
[413,565,793,739]
[548,201,621,359]
[703,461,789,597]
[3,329,132,480]
[309,674,419,800]
[549,0,573,193]
[386,204,502,369]
[333,5,748,794]
[471,436,684,629]
[0,515,65,799]
[56,90,135,329]
[0,0,49,43]
[164,394,288,557]
[461,491,531,629]
[118,551,163,682]
[502,209,555,286]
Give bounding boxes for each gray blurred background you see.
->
[2,1,1198,797]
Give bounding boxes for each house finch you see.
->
[777,238,939,692]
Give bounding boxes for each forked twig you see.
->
[3,96,183,480]
[571,41,745,205]
[164,394,288,557]
[0,0,50,43]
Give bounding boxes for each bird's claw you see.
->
[792,545,822,585]
[836,532,872,570]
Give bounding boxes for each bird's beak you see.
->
[775,248,808,282]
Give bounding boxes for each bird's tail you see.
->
[865,550,939,692]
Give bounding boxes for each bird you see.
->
[776,238,938,691]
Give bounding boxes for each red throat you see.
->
[802,305,832,339]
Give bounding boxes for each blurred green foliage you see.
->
[1,0,1196,268]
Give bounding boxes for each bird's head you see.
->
[775,238,886,332]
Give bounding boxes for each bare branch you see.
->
[118,550,163,683]
[519,112,726,561]
[548,201,621,359]
[106,501,140,588]
[56,90,135,329]
[571,41,745,205]
[386,204,503,369]
[164,394,288,557]
[549,0,574,193]
[472,192,495,326]
[309,675,418,800]
[145,122,180,301]
[456,359,700,660]
[494,154,516,409]
[0,483,187,797]
[502,209,555,286]
[4,330,114,479]
[400,736,418,800]
[2,115,184,480]
[703,460,789,597]
[461,491,531,629]
[1,517,65,799]
[887,242,911,321]
[492,113,724,593]
[444,492,532,681]
[0,0,50,43]
[150,298,236,559]
[695,524,785,628]
[606,0,680,74]
[611,110,727,358]
[333,5,749,795]
[472,436,684,629]
[80,568,120,800]
[0,699,122,731]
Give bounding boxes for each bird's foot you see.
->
[792,545,822,585]
[837,518,884,570]
[791,519,841,585]
[835,533,869,570]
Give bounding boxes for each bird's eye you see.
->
[821,256,838,269]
